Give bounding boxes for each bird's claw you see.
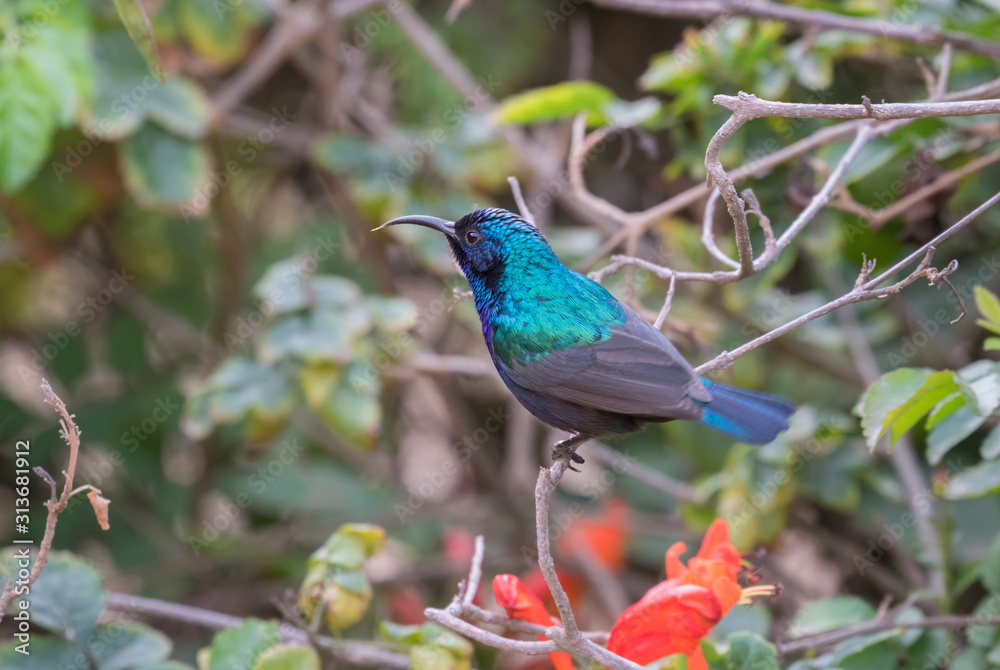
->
[551,439,586,468]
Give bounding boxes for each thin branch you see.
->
[532,462,645,670]
[460,535,485,611]
[695,188,1000,373]
[427,527,613,660]
[652,274,677,330]
[715,92,1000,122]
[778,613,1000,655]
[0,381,94,622]
[589,0,1000,60]
[534,460,580,636]
[586,441,704,503]
[705,113,756,276]
[580,73,1000,268]
[822,266,946,599]
[508,176,536,226]
[701,189,741,270]
[867,146,1000,229]
[105,592,410,668]
[212,1,322,115]
[425,608,563,655]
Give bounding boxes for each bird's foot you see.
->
[551,436,587,472]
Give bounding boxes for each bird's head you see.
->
[374,207,553,277]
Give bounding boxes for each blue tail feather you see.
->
[697,380,795,444]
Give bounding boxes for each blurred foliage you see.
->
[3,0,1000,668]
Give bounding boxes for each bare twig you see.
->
[426,527,614,660]
[701,189,741,270]
[586,441,704,503]
[460,535,485,610]
[589,0,1000,60]
[652,274,677,330]
[508,176,536,226]
[0,381,105,623]
[105,592,410,668]
[822,266,946,599]
[778,613,1000,654]
[212,1,322,115]
[714,92,1000,122]
[867,147,1000,228]
[580,72,1000,267]
[695,189,1000,373]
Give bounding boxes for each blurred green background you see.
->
[4,0,1000,668]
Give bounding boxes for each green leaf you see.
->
[111,0,164,81]
[953,648,988,670]
[926,406,986,465]
[258,310,365,364]
[21,27,92,127]
[421,623,473,658]
[0,56,57,192]
[883,370,959,443]
[975,286,1000,334]
[252,261,362,317]
[495,81,617,126]
[145,77,211,139]
[959,361,1000,416]
[726,632,778,670]
[25,551,106,641]
[380,621,426,645]
[177,0,264,67]
[944,461,1000,499]
[968,593,1000,648]
[208,619,280,670]
[252,644,321,670]
[788,596,875,638]
[87,622,172,670]
[982,424,1000,460]
[855,368,932,451]
[119,122,210,211]
[0,635,81,669]
[311,523,386,568]
[368,296,418,333]
[83,30,154,141]
[980,534,1000,593]
[316,372,381,446]
[603,96,662,129]
[926,391,966,431]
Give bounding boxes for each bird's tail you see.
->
[697,380,795,445]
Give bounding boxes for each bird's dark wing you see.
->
[497,307,709,419]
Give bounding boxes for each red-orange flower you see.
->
[607,581,721,670]
[494,574,574,670]
[556,498,629,571]
[521,565,586,613]
[607,520,777,670]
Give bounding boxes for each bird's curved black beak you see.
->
[373,215,456,238]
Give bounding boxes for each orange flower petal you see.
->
[494,574,553,628]
[521,565,586,612]
[493,575,573,670]
[711,576,743,616]
[695,520,741,576]
[665,541,688,580]
[688,646,709,670]
[607,581,721,665]
[557,499,629,571]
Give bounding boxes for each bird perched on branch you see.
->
[376,208,794,467]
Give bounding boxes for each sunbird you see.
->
[376,208,795,466]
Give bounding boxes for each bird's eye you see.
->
[464,230,481,245]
